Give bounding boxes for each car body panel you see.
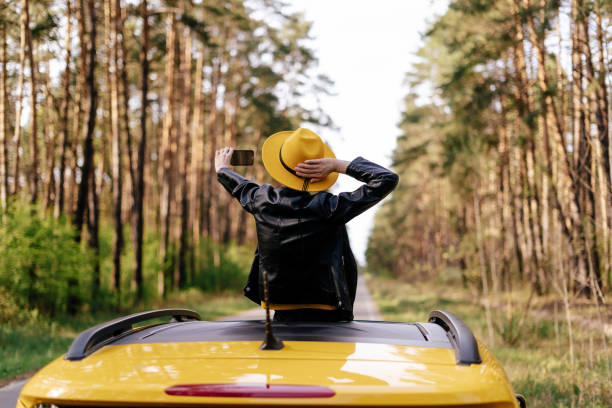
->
[18,339,517,407]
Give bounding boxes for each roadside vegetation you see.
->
[0,204,255,382]
[0,0,329,384]
[366,1,612,407]
[0,291,252,383]
[366,274,611,408]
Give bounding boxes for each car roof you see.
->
[110,320,453,349]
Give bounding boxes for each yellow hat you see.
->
[262,128,338,192]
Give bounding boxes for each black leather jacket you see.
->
[217,157,398,320]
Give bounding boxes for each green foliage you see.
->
[366,94,457,280]
[0,290,254,381]
[191,241,252,293]
[367,0,523,281]
[0,0,331,380]
[0,207,255,380]
[0,321,73,380]
[0,200,256,322]
[31,12,58,41]
[367,275,612,407]
[0,203,91,320]
[179,13,210,43]
[152,288,253,321]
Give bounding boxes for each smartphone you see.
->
[230,149,254,166]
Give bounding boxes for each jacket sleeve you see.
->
[216,168,260,214]
[321,157,399,224]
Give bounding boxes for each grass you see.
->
[151,287,254,321]
[365,274,612,408]
[0,289,254,383]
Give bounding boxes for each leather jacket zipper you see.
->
[330,265,342,308]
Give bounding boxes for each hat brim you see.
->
[262,131,338,192]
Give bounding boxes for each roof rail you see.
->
[65,308,201,361]
[428,310,482,365]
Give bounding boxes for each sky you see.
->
[286,0,450,265]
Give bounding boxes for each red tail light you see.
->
[165,383,335,398]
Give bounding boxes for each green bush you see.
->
[0,200,255,321]
[191,240,252,293]
[0,204,91,320]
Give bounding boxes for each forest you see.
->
[0,0,332,320]
[369,0,611,308]
[366,0,611,404]
[1,0,611,404]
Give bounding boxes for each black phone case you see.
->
[230,150,254,166]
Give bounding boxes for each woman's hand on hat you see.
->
[215,147,233,173]
[295,158,348,183]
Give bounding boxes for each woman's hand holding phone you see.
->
[216,147,255,173]
[215,147,234,173]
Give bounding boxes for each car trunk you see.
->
[19,338,517,407]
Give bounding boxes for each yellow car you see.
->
[17,309,526,407]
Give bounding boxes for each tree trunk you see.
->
[189,49,204,247]
[473,184,494,346]
[589,5,610,192]
[205,58,221,247]
[110,0,123,299]
[177,29,192,289]
[576,3,602,295]
[68,0,88,216]
[224,90,241,243]
[593,3,611,291]
[55,0,72,218]
[524,0,555,293]
[498,90,512,289]
[43,66,55,210]
[25,1,38,204]
[74,0,98,239]
[508,143,525,282]
[511,3,542,289]
[518,145,532,284]
[69,0,96,311]
[524,0,588,293]
[118,3,136,214]
[221,104,233,243]
[13,0,28,197]
[0,20,8,213]
[158,13,177,296]
[569,0,597,297]
[87,164,100,302]
[133,0,149,301]
[99,0,112,205]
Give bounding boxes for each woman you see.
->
[216,128,398,321]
